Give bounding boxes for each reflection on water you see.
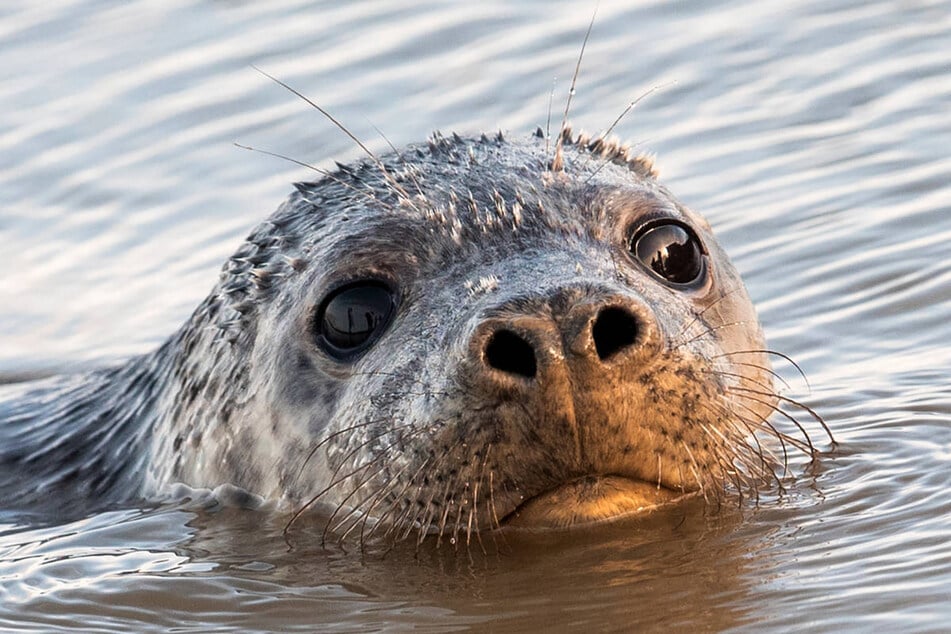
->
[2,499,763,631]
[1,0,950,631]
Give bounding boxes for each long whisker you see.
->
[551,7,597,172]
[320,424,436,546]
[545,76,557,155]
[729,386,833,447]
[694,398,781,486]
[369,121,428,202]
[728,391,818,461]
[336,448,435,547]
[598,82,676,141]
[705,368,782,398]
[355,420,454,547]
[713,349,811,391]
[295,418,412,483]
[369,432,466,549]
[252,65,412,202]
[284,423,425,542]
[722,360,793,392]
[672,319,758,349]
[356,452,437,550]
[233,142,393,211]
[672,285,747,344]
[679,440,710,503]
[725,397,796,466]
[580,82,676,186]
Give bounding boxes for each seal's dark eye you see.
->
[316,282,396,359]
[630,222,705,285]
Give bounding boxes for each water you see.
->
[1,0,949,631]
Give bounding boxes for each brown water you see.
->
[1,0,949,631]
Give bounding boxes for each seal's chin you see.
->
[504,476,692,529]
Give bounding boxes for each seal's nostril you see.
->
[592,307,639,361]
[484,330,537,378]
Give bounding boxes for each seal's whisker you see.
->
[732,422,786,479]
[296,418,413,483]
[718,450,769,501]
[713,349,812,391]
[672,285,748,344]
[487,469,509,552]
[346,440,446,548]
[449,483,467,551]
[319,421,422,502]
[325,439,430,546]
[705,368,781,398]
[481,447,507,546]
[352,421,454,544]
[581,82,676,186]
[551,7,597,173]
[369,122,429,204]
[365,431,458,547]
[708,449,750,502]
[406,435,471,546]
[727,395,810,463]
[251,65,414,205]
[693,399,781,487]
[334,456,422,548]
[678,440,710,503]
[368,431,466,547]
[545,75,557,155]
[708,377,807,464]
[598,82,676,142]
[716,399,792,473]
[473,442,498,554]
[727,396,816,475]
[232,142,393,212]
[466,462,486,555]
[331,492,379,544]
[717,361,793,392]
[355,431,447,549]
[366,483,420,547]
[729,386,832,448]
[355,465,423,548]
[434,481,457,548]
[468,448,491,554]
[465,504,476,551]
[286,423,428,542]
[672,319,758,350]
[674,463,687,494]
[694,417,760,480]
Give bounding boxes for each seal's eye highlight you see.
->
[630,221,706,286]
[316,282,397,359]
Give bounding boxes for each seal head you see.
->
[0,130,788,540]
[144,129,777,537]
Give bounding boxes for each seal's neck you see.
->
[0,290,258,518]
[0,344,173,518]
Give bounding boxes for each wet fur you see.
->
[0,130,829,542]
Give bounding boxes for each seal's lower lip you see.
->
[503,475,692,529]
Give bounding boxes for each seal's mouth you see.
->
[502,475,693,529]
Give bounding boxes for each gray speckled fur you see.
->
[0,129,779,531]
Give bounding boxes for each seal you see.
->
[0,126,824,542]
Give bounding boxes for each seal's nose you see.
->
[468,292,661,476]
[475,296,647,384]
[484,329,538,378]
[589,306,640,362]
